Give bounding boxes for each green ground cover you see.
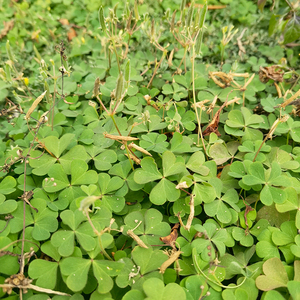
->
[0,0,300,299]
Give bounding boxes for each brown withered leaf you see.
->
[59,19,69,25]
[67,28,77,41]
[202,101,227,136]
[259,66,284,83]
[0,20,14,39]
[242,197,254,230]
[159,223,179,249]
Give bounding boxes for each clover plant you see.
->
[0,0,300,299]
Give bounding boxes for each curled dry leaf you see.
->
[209,71,233,88]
[160,223,179,249]
[0,20,14,39]
[59,19,69,25]
[259,66,284,83]
[202,101,227,136]
[67,27,77,41]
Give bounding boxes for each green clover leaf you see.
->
[255,257,288,291]
[134,151,185,205]
[122,208,171,246]
[192,221,228,262]
[51,209,96,256]
[60,257,124,293]
[0,176,16,194]
[143,277,186,300]
[242,161,290,205]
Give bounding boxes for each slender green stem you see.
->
[191,44,207,154]
[85,212,113,261]
[111,38,121,74]
[193,250,247,289]
[284,0,293,10]
[51,65,56,131]
[110,114,122,135]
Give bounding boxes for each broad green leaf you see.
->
[255,257,288,291]
[150,178,180,205]
[134,157,162,184]
[94,149,117,171]
[97,173,124,194]
[184,275,208,300]
[123,209,170,246]
[256,240,280,261]
[274,222,297,248]
[193,182,216,205]
[232,227,254,247]
[283,16,300,44]
[122,290,144,300]
[30,198,58,241]
[71,159,98,185]
[0,176,16,194]
[43,133,75,158]
[29,150,57,176]
[51,230,75,257]
[0,237,19,275]
[143,278,186,300]
[186,151,209,175]
[43,164,69,193]
[170,133,191,153]
[132,247,168,275]
[92,260,124,294]
[59,145,89,174]
[28,259,58,289]
[60,257,91,292]
[209,143,231,165]
[162,151,186,177]
[264,290,286,300]
[10,202,34,233]
[0,199,17,214]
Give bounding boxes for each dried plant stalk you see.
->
[127,230,148,248]
[185,194,195,231]
[159,250,182,274]
[125,153,141,165]
[281,89,300,108]
[25,91,47,120]
[104,133,139,141]
[128,143,152,156]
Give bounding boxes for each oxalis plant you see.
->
[0,0,300,299]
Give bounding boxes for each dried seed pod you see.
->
[93,77,100,98]
[171,10,176,32]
